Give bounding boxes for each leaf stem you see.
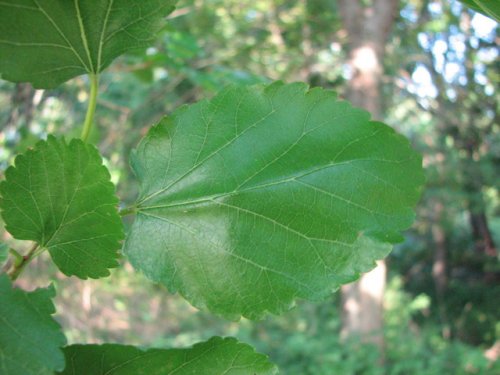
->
[9,248,24,266]
[7,243,42,281]
[119,206,137,217]
[81,73,99,142]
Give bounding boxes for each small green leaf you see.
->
[460,0,500,21]
[0,0,177,88]
[0,243,8,266]
[124,82,424,319]
[58,337,278,375]
[0,136,124,279]
[0,274,66,375]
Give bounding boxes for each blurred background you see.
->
[0,0,498,374]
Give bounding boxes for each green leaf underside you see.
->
[58,337,278,375]
[124,82,424,319]
[0,0,177,88]
[0,275,66,375]
[0,137,123,279]
[460,0,500,21]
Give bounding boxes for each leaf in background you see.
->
[0,136,123,278]
[460,0,500,21]
[0,243,8,266]
[0,0,177,88]
[58,337,278,375]
[0,274,66,375]
[124,82,424,319]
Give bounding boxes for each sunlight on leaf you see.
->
[58,337,278,375]
[124,82,425,319]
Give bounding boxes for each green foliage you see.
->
[58,337,277,375]
[0,1,429,373]
[0,136,124,278]
[0,0,176,88]
[391,0,499,351]
[0,274,66,375]
[231,276,497,374]
[125,81,424,319]
[460,0,500,21]
[0,243,7,266]
[384,276,497,375]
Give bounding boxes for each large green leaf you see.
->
[58,337,278,375]
[124,82,424,319]
[0,274,66,375]
[0,0,177,88]
[460,0,500,22]
[0,136,123,278]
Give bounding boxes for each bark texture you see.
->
[3,83,36,132]
[338,0,399,351]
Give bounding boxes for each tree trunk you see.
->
[431,200,450,339]
[341,260,386,347]
[337,0,399,352]
[3,83,35,132]
[469,211,497,257]
[463,146,497,258]
[432,201,447,297]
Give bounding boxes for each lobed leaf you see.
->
[58,337,278,375]
[0,274,66,375]
[0,136,124,279]
[124,82,425,319]
[0,0,177,88]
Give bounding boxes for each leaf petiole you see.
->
[81,73,99,142]
[8,248,24,266]
[119,206,137,217]
[7,243,43,281]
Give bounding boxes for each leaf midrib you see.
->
[97,0,114,72]
[33,0,91,72]
[12,0,116,74]
[137,156,407,211]
[137,102,385,207]
[73,0,94,71]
